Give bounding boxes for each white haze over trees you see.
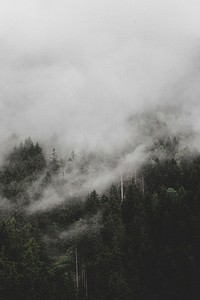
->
[1,0,200,212]
[0,0,200,151]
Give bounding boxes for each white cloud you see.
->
[0,0,200,155]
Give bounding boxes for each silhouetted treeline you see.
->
[1,137,200,300]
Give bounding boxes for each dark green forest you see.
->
[1,137,200,300]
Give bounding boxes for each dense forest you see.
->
[1,136,200,300]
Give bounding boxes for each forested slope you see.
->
[1,138,200,300]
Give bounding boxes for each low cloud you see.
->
[59,213,102,242]
[1,1,200,213]
[0,0,200,156]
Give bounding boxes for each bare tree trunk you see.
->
[142,175,145,195]
[81,267,83,288]
[85,268,88,299]
[120,175,124,202]
[134,170,137,186]
[75,247,79,289]
[83,268,85,288]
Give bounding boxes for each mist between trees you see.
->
[2,1,200,299]
[1,112,200,299]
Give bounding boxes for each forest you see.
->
[1,136,200,300]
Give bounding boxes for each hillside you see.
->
[0,137,200,300]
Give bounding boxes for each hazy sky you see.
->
[1,0,200,153]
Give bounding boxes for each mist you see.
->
[59,213,102,242]
[0,0,200,155]
[1,1,200,213]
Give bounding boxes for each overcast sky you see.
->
[1,0,200,154]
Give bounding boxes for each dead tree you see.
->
[120,175,124,202]
[75,247,79,289]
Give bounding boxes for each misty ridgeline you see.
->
[1,115,200,300]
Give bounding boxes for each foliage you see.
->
[1,138,200,299]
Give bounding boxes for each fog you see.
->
[0,0,200,155]
[1,1,200,212]
[59,213,102,242]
